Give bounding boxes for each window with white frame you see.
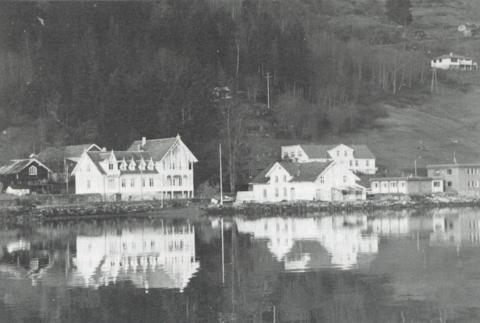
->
[320,176,325,184]
[142,178,146,187]
[121,179,126,188]
[28,165,37,176]
[129,161,136,171]
[149,178,154,187]
[130,179,135,187]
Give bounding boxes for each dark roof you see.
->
[298,144,375,159]
[251,161,332,184]
[38,144,101,172]
[127,137,178,160]
[86,151,157,175]
[38,143,100,160]
[0,158,51,175]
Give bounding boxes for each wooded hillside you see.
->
[0,0,470,188]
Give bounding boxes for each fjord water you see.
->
[1,210,480,322]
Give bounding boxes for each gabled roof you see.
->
[298,144,375,159]
[38,143,101,161]
[251,161,333,184]
[38,144,101,172]
[127,137,178,160]
[127,135,198,162]
[0,158,52,175]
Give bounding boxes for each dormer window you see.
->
[109,163,114,170]
[120,159,127,171]
[139,159,146,171]
[129,159,136,171]
[147,159,154,171]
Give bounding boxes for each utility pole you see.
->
[430,68,438,93]
[219,143,223,206]
[265,72,272,109]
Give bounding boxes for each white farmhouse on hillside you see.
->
[281,143,376,174]
[236,160,366,203]
[431,53,478,70]
[72,135,198,200]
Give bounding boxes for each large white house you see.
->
[72,135,198,200]
[281,143,376,174]
[236,160,366,203]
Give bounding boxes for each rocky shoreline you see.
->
[205,195,480,217]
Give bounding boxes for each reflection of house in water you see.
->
[430,210,480,247]
[72,223,199,291]
[1,239,52,284]
[235,216,379,270]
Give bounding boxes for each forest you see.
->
[0,0,429,189]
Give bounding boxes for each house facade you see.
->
[430,53,478,70]
[236,161,366,203]
[370,177,444,196]
[0,157,52,193]
[281,143,376,174]
[427,163,480,196]
[72,135,198,200]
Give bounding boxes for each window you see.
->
[275,176,278,183]
[120,161,127,171]
[320,176,325,184]
[130,179,135,187]
[129,161,135,171]
[344,151,347,157]
[447,181,452,187]
[148,161,154,171]
[343,176,347,183]
[108,178,115,189]
[189,162,193,170]
[336,151,340,157]
[433,181,441,187]
[366,160,370,167]
[109,163,114,170]
[451,58,458,63]
[275,188,279,197]
[391,182,396,187]
[86,164,91,172]
[447,169,452,175]
[179,177,182,186]
[149,178,154,187]
[349,160,353,167]
[373,182,378,188]
[283,175,287,182]
[283,187,287,197]
[121,179,126,188]
[355,160,359,167]
[167,176,172,186]
[28,166,37,176]
[263,189,267,198]
[142,178,146,187]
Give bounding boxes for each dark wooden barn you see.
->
[0,158,52,193]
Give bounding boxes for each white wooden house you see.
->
[431,53,478,70]
[281,143,376,174]
[72,135,198,200]
[236,160,366,203]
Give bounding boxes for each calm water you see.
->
[1,209,480,322]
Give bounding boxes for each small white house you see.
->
[72,135,198,200]
[431,53,478,70]
[281,143,376,174]
[236,160,366,203]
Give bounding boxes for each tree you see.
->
[385,0,412,26]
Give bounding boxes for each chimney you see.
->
[141,137,146,147]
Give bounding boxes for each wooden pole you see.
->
[219,143,223,206]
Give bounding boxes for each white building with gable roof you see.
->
[72,135,198,200]
[281,143,376,174]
